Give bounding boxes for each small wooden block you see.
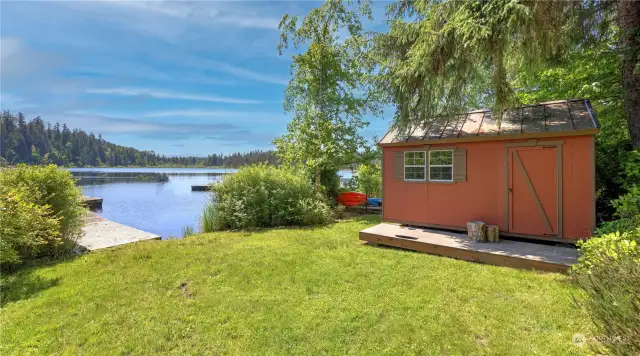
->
[486,225,500,243]
[466,221,486,242]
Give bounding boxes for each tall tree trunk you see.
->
[618,0,640,149]
[315,165,322,193]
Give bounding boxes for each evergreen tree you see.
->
[0,112,277,167]
[370,0,639,147]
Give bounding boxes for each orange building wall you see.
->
[382,135,595,240]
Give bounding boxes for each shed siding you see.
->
[382,149,429,223]
[561,135,595,239]
[382,135,595,240]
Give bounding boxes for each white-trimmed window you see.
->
[404,151,426,181]
[429,150,454,182]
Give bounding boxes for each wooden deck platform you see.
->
[360,223,578,272]
[79,213,160,251]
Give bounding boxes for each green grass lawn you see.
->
[1,216,592,355]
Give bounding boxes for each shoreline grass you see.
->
[1,216,592,355]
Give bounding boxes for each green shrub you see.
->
[202,164,332,231]
[357,164,381,197]
[595,186,640,235]
[572,228,640,354]
[305,166,341,201]
[596,146,639,222]
[0,188,62,264]
[575,229,640,271]
[0,165,86,264]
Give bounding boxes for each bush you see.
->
[0,165,86,265]
[306,166,341,201]
[202,164,332,231]
[595,186,640,235]
[357,164,381,197]
[596,145,639,222]
[572,228,640,354]
[575,229,640,271]
[0,188,62,264]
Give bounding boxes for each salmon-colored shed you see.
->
[378,99,600,242]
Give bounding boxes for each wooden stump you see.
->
[466,221,486,242]
[486,225,500,243]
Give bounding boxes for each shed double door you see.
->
[508,146,559,237]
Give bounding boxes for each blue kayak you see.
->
[366,198,382,207]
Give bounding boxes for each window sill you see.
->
[403,179,427,183]
[428,180,455,184]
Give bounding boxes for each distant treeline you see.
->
[0,112,277,167]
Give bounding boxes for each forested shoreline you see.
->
[0,112,277,167]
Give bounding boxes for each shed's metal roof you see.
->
[379,99,599,146]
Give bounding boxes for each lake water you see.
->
[70,167,353,239]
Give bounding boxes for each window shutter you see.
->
[453,149,467,182]
[393,152,404,179]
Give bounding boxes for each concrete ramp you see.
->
[79,213,160,251]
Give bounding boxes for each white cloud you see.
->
[0,92,37,111]
[58,112,277,145]
[143,51,289,85]
[214,13,281,30]
[86,87,262,104]
[209,60,289,85]
[0,38,22,59]
[71,0,282,31]
[0,37,68,85]
[99,0,191,17]
[139,109,284,120]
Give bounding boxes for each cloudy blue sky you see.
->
[0,0,391,156]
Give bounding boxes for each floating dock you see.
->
[83,196,103,211]
[360,223,577,272]
[79,213,160,251]
[191,185,211,191]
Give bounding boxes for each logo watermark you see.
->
[572,333,630,347]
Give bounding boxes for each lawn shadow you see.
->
[341,214,381,224]
[0,255,79,307]
[224,214,382,236]
[1,269,60,307]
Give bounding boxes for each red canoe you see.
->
[336,192,367,207]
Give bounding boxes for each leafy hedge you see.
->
[595,186,640,235]
[572,228,640,355]
[0,165,86,265]
[202,165,331,231]
[305,166,341,202]
[572,161,640,355]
